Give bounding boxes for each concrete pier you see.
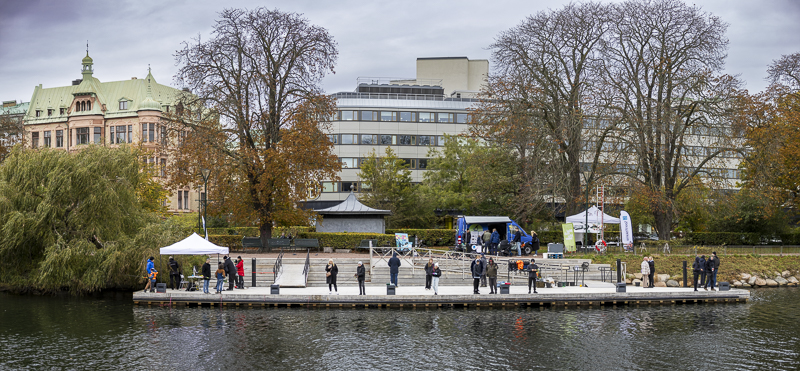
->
[132,281,750,308]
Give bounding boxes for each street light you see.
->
[200,168,211,236]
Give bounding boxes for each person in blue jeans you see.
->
[490,228,500,255]
[215,263,226,294]
[201,258,211,294]
[388,252,401,286]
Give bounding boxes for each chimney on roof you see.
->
[2,100,16,108]
[182,87,191,93]
[72,79,83,86]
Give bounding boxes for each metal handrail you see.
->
[302,249,311,286]
[273,250,284,283]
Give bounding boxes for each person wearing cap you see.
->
[431,262,442,295]
[528,259,539,294]
[236,256,245,289]
[168,256,181,290]
[355,261,366,295]
[486,257,498,294]
[144,256,156,292]
[470,255,484,294]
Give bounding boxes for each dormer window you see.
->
[60,108,65,115]
[119,100,128,110]
[47,109,53,117]
[35,110,41,117]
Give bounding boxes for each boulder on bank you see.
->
[656,274,670,282]
[742,283,751,288]
[774,277,788,286]
[667,280,679,287]
[733,280,743,287]
[654,282,667,287]
[782,271,791,278]
[755,278,767,286]
[788,276,799,284]
[749,276,758,285]
[634,273,643,280]
[740,273,751,281]
[766,279,778,287]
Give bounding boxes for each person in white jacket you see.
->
[641,257,651,288]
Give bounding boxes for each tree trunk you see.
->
[653,208,673,241]
[259,222,273,251]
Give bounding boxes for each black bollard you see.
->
[616,258,622,283]
[252,258,257,287]
[682,261,687,288]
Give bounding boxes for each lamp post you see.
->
[200,168,211,237]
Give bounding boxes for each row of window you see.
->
[340,157,430,170]
[337,110,469,124]
[328,134,448,146]
[578,162,741,180]
[30,123,170,148]
[321,181,420,193]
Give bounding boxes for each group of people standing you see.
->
[465,228,539,257]
[692,252,721,291]
[639,256,656,288]
[201,256,245,294]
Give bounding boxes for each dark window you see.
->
[418,112,434,122]
[361,111,377,121]
[94,127,102,144]
[380,135,395,145]
[361,134,378,145]
[340,111,356,120]
[43,131,51,147]
[438,113,454,123]
[59,108,65,115]
[341,182,357,192]
[399,112,416,122]
[160,158,166,178]
[380,111,397,122]
[31,132,39,148]
[177,191,183,210]
[119,101,128,110]
[55,130,63,147]
[418,158,429,169]
[401,158,416,169]
[398,135,415,145]
[47,109,53,117]
[115,125,126,144]
[183,189,189,210]
[341,134,357,144]
[87,101,91,110]
[76,128,89,145]
[35,110,41,117]
[418,135,433,146]
[128,125,132,144]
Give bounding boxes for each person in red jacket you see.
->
[236,256,245,289]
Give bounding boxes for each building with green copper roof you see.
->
[23,52,199,214]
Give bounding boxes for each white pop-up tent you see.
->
[159,233,230,255]
[566,206,621,225]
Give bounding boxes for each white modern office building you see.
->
[307,57,488,209]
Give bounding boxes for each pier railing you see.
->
[273,251,284,283]
[302,249,310,286]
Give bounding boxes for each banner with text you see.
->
[562,223,577,252]
[620,211,633,245]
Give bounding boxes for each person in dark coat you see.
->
[480,254,488,287]
[490,229,500,255]
[388,253,401,286]
[512,228,522,256]
[168,256,181,290]
[711,251,721,291]
[201,258,211,294]
[648,256,655,288]
[528,259,539,294]
[486,257,498,294]
[692,255,706,291]
[704,255,717,291]
[224,256,237,291]
[470,255,484,294]
[531,231,540,257]
[355,261,366,295]
[424,258,434,290]
[326,259,339,294]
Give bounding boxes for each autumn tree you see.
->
[598,0,744,239]
[485,2,614,215]
[168,8,341,244]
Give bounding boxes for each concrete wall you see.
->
[316,216,386,234]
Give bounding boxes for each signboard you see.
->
[562,223,577,252]
[620,211,633,245]
[395,233,411,250]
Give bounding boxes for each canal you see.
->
[1,289,799,370]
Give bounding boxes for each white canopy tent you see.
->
[566,206,621,225]
[159,233,230,255]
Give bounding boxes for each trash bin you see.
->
[499,282,510,294]
[718,282,731,291]
[156,283,167,293]
[616,282,626,293]
[271,284,280,295]
[387,284,396,295]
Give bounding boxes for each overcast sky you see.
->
[1,0,800,103]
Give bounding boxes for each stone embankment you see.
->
[622,271,800,288]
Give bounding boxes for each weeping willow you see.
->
[0,146,186,293]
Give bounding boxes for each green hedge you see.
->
[208,235,244,251]
[205,226,314,236]
[385,229,455,247]
[296,232,395,249]
[686,232,800,245]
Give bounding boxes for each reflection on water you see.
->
[2,289,800,370]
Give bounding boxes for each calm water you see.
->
[1,289,799,370]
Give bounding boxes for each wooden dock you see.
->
[132,281,750,309]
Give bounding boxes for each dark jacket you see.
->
[713,256,720,270]
[388,254,401,274]
[693,257,706,272]
[528,263,539,279]
[648,260,655,275]
[470,259,484,279]
[531,233,540,251]
[224,258,237,277]
[480,256,488,275]
[356,265,365,280]
[201,262,211,280]
[431,267,442,277]
[424,262,434,276]
[512,230,521,243]
[706,257,716,271]
[486,262,498,278]
[326,263,338,284]
[490,231,500,244]
[169,258,180,275]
